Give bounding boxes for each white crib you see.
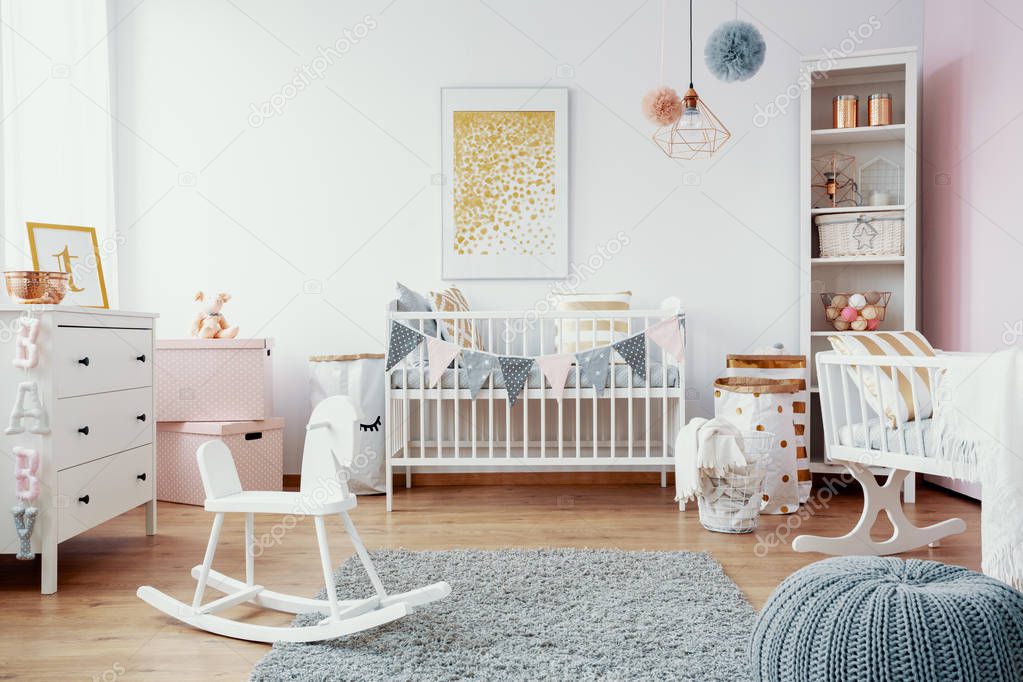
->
[793,349,984,555]
[383,300,686,511]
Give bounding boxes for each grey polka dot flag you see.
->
[385,321,425,372]
[613,333,647,381]
[498,356,534,407]
[462,350,497,399]
[575,346,612,397]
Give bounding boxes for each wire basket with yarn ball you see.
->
[820,291,891,332]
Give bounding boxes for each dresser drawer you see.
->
[57,444,153,543]
[54,327,152,398]
[53,388,154,470]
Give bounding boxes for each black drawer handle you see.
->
[78,495,90,504]
[78,357,90,366]
[244,432,263,441]
[78,426,90,436]
[136,354,146,362]
[137,473,147,481]
[137,413,147,422]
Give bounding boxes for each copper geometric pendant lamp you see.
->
[648,0,730,159]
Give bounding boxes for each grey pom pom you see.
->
[704,20,766,83]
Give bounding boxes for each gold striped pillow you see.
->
[827,330,937,426]
[554,291,631,354]
[430,285,486,351]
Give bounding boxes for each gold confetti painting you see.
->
[452,110,556,256]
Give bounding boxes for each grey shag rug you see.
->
[250,548,756,681]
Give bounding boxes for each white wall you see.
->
[112,0,923,473]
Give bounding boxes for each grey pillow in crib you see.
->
[395,282,438,339]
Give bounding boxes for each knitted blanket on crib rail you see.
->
[937,349,1023,591]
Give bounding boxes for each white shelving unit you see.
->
[798,47,920,477]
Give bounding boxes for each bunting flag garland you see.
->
[498,356,534,407]
[575,346,612,397]
[647,315,686,363]
[536,353,574,401]
[385,321,425,371]
[612,333,648,381]
[384,314,684,405]
[462,349,497,399]
[426,337,460,387]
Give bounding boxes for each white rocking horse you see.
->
[137,396,450,643]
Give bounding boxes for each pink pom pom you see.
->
[642,87,683,126]
[866,319,880,331]
[841,307,858,322]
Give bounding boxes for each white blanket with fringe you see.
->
[674,417,745,502]
[937,349,1023,590]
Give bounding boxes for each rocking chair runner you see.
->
[137,396,450,643]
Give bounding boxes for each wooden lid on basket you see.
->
[713,376,803,394]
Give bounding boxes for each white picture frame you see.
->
[442,87,569,279]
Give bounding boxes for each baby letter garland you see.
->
[385,314,686,406]
[9,312,47,560]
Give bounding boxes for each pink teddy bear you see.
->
[191,292,240,339]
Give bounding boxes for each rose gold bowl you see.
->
[4,271,69,304]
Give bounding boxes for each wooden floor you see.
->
[0,479,980,681]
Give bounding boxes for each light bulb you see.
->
[680,105,703,130]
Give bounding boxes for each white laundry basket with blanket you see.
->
[308,353,386,494]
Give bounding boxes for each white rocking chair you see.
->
[137,396,450,643]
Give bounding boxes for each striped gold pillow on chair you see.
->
[430,285,486,351]
[827,330,937,426]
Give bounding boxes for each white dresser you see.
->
[0,306,157,593]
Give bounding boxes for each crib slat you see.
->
[661,333,668,459]
[872,365,890,453]
[488,319,495,459]
[540,321,546,460]
[908,367,926,457]
[644,316,651,458]
[523,325,529,460]
[627,318,634,459]
[575,318,581,459]
[471,316,477,461]
[505,318,511,459]
[610,316,616,460]
[454,325,460,461]
[435,315,442,460]
[592,313,598,460]
[418,320,426,459]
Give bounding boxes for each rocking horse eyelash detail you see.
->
[360,416,381,432]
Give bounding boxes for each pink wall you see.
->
[922,1,1023,351]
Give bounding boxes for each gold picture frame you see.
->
[26,222,110,309]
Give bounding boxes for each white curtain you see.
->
[0,0,118,307]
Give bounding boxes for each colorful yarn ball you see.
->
[841,307,858,322]
[867,319,880,331]
[848,293,867,310]
[641,87,683,126]
[851,318,868,331]
[833,318,851,331]
[825,307,839,321]
[830,294,848,309]
[861,305,878,321]
[704,20,766,83]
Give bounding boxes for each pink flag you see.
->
[537,354,575,400]
[646,316,685,363]
[426,337,461,387]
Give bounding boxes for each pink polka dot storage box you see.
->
[155,338,274,421]
[156,418,284,505]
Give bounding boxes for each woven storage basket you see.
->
[816,211,904,257]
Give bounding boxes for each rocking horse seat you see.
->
[204,490,357,515]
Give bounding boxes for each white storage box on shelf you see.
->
[155,338,273,421]
[156,418,284,506]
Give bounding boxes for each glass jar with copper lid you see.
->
[832,95,858,128]
[867,93,892,126]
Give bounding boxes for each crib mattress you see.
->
[837,418,936,458]
[390,363,680,390]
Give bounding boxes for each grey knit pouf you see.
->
[750,556,1023,681]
